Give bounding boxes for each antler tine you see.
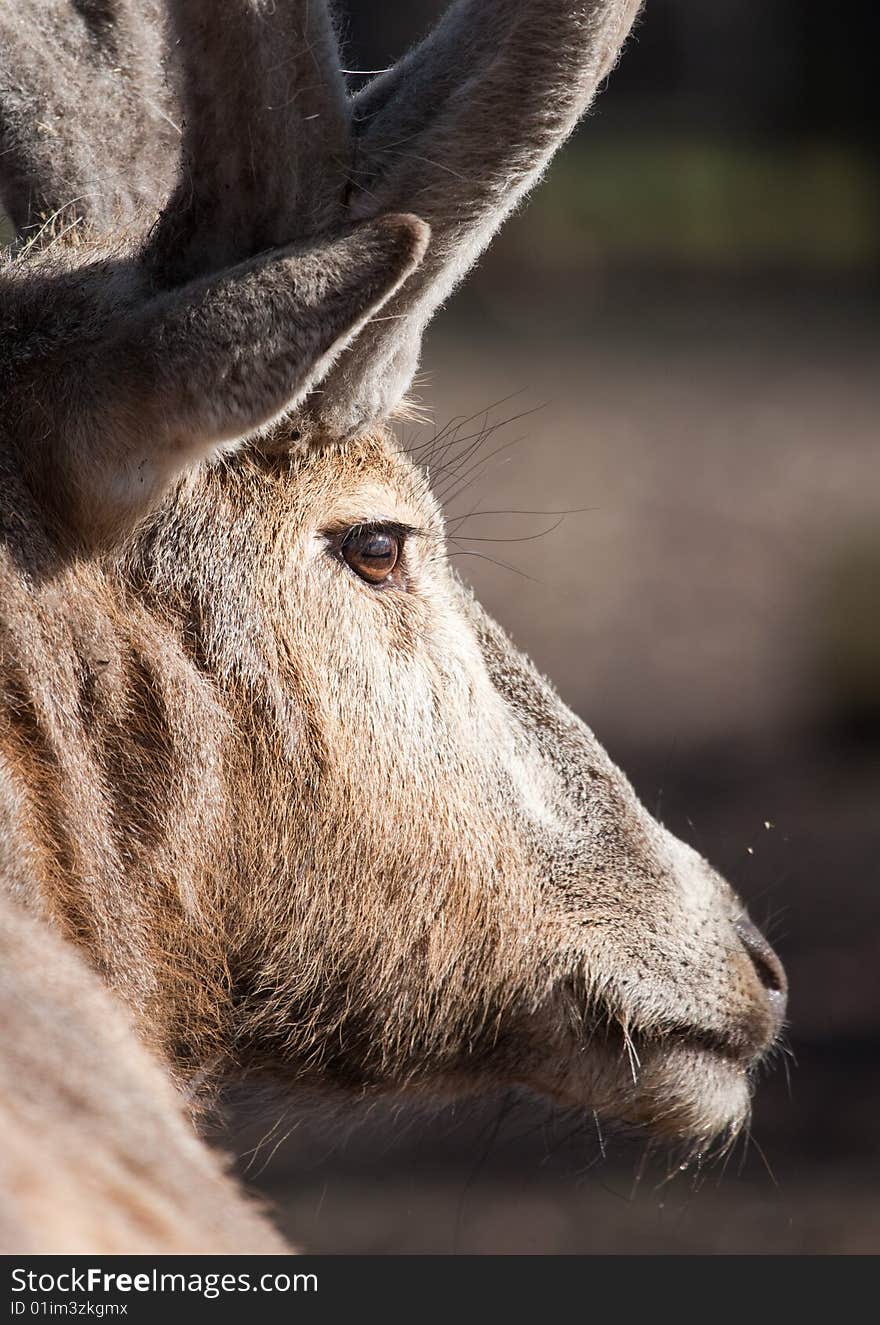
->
[152,0,351,286]
[313,0,643,435]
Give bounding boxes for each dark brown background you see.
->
[226,0,880,1254]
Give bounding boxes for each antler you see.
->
[0,0,176,235]
[1,1,429,542]
[1,1,641,542]
[149,0,642,437]
[315,0,644,436]
[150,0,351,285]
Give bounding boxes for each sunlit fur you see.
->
[0,0,784,1252]
[1,431,780,1138]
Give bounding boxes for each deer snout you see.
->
[733,913,788,1040]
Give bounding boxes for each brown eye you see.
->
[340,526,403,585]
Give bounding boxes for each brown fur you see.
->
[0,898,286,1252]
[0,2,786,1253]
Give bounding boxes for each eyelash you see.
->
[328,522,415,554]
[327,521,420,588]
[336,521,415,545]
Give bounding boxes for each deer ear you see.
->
[51,215,429,540]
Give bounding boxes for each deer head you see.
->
[0,0,785,1158]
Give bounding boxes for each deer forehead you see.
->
[283,433,442,532]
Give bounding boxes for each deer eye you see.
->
[339,525,404,586]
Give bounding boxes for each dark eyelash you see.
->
[342,521,422,542]
[323,520,426,556]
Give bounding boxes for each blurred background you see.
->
[229,0,880,1253]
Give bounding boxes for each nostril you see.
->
[734,914,787,998]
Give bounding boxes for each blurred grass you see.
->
[520,136,880,272]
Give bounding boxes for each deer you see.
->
[0,0,787,1254]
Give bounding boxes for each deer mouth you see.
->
[611,1032,756,1143]
[616,1044,753,1146]
[657,1020,774,1067]
[609,1009,781,1132]
[531,1008,769,1146]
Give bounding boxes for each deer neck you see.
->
[0,480,292,1089]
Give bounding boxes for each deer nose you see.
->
[734,914,788,1029]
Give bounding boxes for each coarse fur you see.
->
[0,1,786,1253]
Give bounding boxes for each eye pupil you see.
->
[340,527,403,584]
[362,533,394,561]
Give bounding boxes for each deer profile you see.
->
[0,0,786,1253]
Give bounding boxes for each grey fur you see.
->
[0,1,789,1255]
[3,215,427,541]
[0,1,177,234]
[152,0,351,284]
[317,0,645,434]
[2,1,645,477]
